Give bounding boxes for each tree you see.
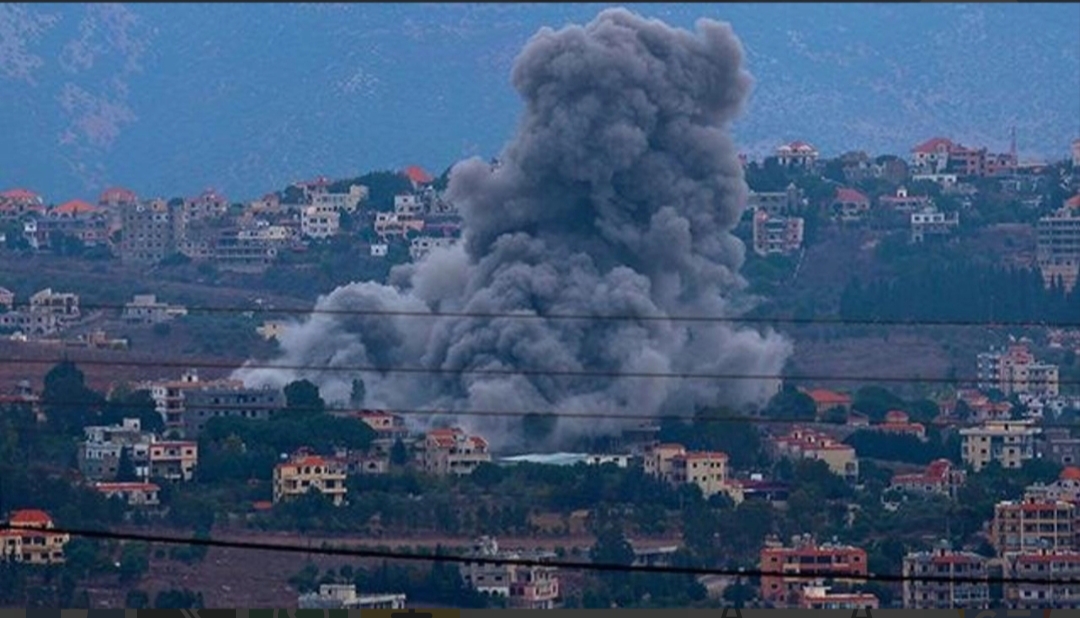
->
[42,360,106,434]
[764,385,816,421]
[103,388,164,434]
[521,412,557,444]
[350,379,366,407]
[115,448,139,482]
[126,589,150,609]
[153,588,203,609]
[389,438,410,467]
[284,379,325,415]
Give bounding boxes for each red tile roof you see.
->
[912,137,954,154]
[8,509,52,526]
[805,389,852,406]
[403,165,434,185]
[1,188,42,201]
[834,188,869,204]
[52,199,99,216]
[94,482,160,492]
[1066,195,1080,209]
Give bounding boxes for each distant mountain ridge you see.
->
[0,3,1077,201]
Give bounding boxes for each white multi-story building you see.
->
[752,209,804,256]
[301,205,340,239]
[910,207,959,242]
[459,537,560,609]
[902,543,989,609]
[960,419,1042,472]
[311,184,368,213]
[1005,549,1080,609]
[977,344,1060,397]
[409,236,456,261]
[1036,198,1080,293]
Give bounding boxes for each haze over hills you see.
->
[1,2,1077,201]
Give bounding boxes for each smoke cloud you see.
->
[236,8,793,450]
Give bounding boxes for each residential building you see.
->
[890,459,967,499]
[409,236,456,260]
[1024,466,1080,504]
[0,510,69,565]
[183,188,229,221]
[1036,199,1080,292]
[459,536,560,609]
[977,344,1060,397]
[373,212,424,238]
[901,543,990,609]
[1038,429,1080,467]
[256,320,288,341]
[775,141,819,168]
[78,418,153,481]
[0,310,59,336]
[910,136,1016,177]
[93,481,161,507]
[29,288,80,321]
[1004,549,1080,609]
[393,194,424,216]
[403,165,435,189]
[311,184,368,213]
[831,188,871,222]
[0,287,13,311]
[142,369,246,432]
[960,419,1042,472]
[910,207,959,242]
[421,427,492,476]
[355,411,410,444]
[148,440,198,481]
[643,443,743,502]
[98,186,138,209]
[120,198,177,264]
[298,585,405,610]
[180,385,285,437]
[803,388,852,417]
[752,209,804,256]
[798,586,879,610]
[874,410,927,440]
[0,188,46,219]
[370,243,388,257]
[272,453,348,506]
[991,498,1076,554]
[747,183,805,215]
[300,205,340,239]
[771,427,859,482]
[759,534,868,606]
[879,186,933,213]
[122,294,187,324]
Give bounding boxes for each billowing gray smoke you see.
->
[236,8,793,449]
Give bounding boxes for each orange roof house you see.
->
[50,199,100,218]
[804,388,853,415]
[403,165,434,186]
[8,509,54,528]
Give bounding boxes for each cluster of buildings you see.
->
[0,164,464,274]
[0,287,80,336]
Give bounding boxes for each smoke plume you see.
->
[236,8,793,449]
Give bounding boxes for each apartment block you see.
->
[141,369,244,432]
[421,427,492,476]
[643,443,743,502]
[459,537,560,610]
[273,453,348,506]
[1036,200,1080,293]
[122,294,188,324]
[78,418,153,481]
[180,385,285,437]
[301,205,341,239]
[910,207,959,242]
[977,344,1060,398]
[29,288,80,322]
[120,198,177,264]
[959,419,1042,472]
[991,498,1076,555]
[759,534,868,606]
[747,183,806,215]
[1004,549,1080,609]
[409,235,455,261]
[148,441,198,481]
[0,510,69,565]
[771,427,859,482]
[901,543,990,609]
[752,209,804,256]
[355,410,410,445]
[1024,467,1080,504]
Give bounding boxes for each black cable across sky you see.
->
[1,356,1069,386]
[68,301,1080,329]
[1,524,1071,587]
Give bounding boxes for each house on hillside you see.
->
[775,141,819,168]
[831,188,871,222]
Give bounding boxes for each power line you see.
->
[3,524,1074,587]
[3,356,1071,386]
[27,397,1080,432]
[69,301,1080,329]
